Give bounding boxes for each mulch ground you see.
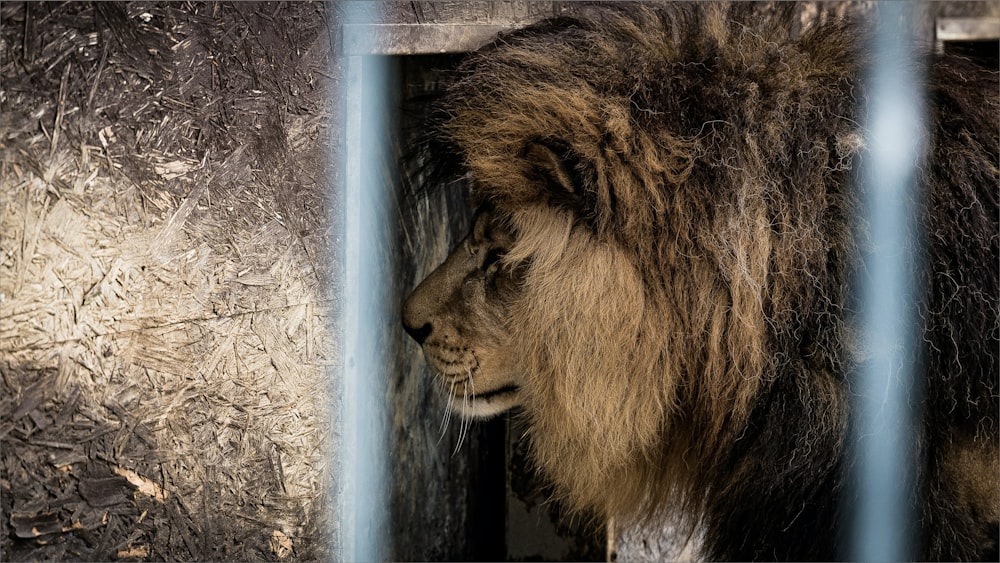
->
[1,2,340,560]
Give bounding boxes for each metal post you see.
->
[853,2,926,561]
[338,45,392,563]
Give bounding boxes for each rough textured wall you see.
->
[1,2,336,560]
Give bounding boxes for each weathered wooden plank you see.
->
[936,17,1000,41]
[344,1,587,54]
[379,1,559,24]
[343,23,513,54]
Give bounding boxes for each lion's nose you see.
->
[402,298,433,344]
[402,318,432,345]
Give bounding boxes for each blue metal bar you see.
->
[853,2,926,561]
[338,6,392,560]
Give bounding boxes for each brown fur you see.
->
[445,0,862,523]
[404,3,999,560]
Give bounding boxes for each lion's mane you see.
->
[438,4,998,560]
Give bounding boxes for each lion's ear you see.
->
[520,138,595,215]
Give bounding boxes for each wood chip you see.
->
[10,511,62,538]
[114,466,168,502]
[78,475,133,507]
[270,529,294,559]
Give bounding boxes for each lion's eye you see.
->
[483,248,505,276]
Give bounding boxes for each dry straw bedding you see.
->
[1,2,338,560]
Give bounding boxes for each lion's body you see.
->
[403,4,999,560]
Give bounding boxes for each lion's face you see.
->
[403,206,525,418]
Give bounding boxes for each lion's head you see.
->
[404,3,863,519]
[403,205,524,418]
[402,3,999,560]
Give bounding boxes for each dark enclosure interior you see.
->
[384,53,606,561]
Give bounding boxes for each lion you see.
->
[402,4,999,560]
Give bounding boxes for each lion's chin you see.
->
[450,384,520,419]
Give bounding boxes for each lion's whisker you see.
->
[458,371,478,454]
[453,381,470,456]
[437,380,455,447]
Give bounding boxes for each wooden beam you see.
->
[343,23,515,55]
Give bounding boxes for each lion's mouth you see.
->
[421,348,520,417]
[447,380,521,418]
[456,383,519,401]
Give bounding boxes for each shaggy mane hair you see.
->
[434,3,998,560]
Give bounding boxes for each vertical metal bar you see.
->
[853,2,926,561]
[339,49,391,563]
